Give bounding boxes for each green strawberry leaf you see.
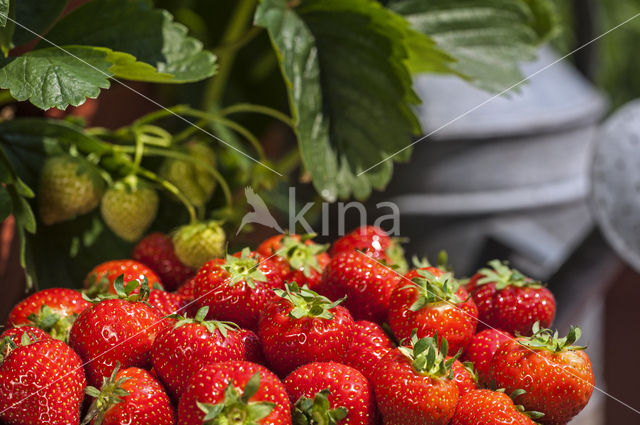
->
[0,0,14,57]
[0,45,195,110]
[0,0,9,28]
[41,0,217,83]
[0,46,112,110]
[12,0,67,46]
[256,0,450,201]
[388,0,559,92]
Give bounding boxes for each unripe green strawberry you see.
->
[159,140,216,208]
[38,154,105,225]
[100,177,159,242]
[173,221,226,269]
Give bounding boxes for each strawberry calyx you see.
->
[26,305,77,341]
[0,332,38,363]
[168,306,239,337]
[477,260,542,290]
[412,251,452,272]
[84,274,112,298]
[462,361,479,384]
[384,238,408,273]
[496,388,545,420]
[197,372,275,425]
[292,389,348,425]
[275,282,345,320]
[280,234,329,278]
[517,322,586,353]
[83,275,151,305]
[399,331,461,379]
[404,270,462,311]
[222,248,267,289]
[82,363,131,425]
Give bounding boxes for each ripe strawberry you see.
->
[148,288,189,317]
[173,220,226,269]
[83,365,174,425]
[84,259,162,295]
[178,361,291,425]
[284,362,376,425]
[462,329,512,385]
[132,232,194,290]
[38,154,105,225]
[175,277,199,317]
[342,320,394,382]
[450,359,478,396]
[450,389,541,425]
[100,177,159,242]
[0,334,86,425]
[490,324,594,424]
[373,333,460,425]
[258,283,355,376]
[0,326,51,345]
[239,328,266,364]
[194,248,284,331]
[466,260,556,336]
[388,268,478,353]
[151,306,244,399]
[319,250,401,323]
[69,277,163,387]
[7,287,90,341]
[329,225,407,272]
[160,139,217,208]
[257,233,330,289]
[176,276,197,301]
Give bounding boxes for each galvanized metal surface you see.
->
[591,100,640,273]
[414,46,607,140]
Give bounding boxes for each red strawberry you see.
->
[151,306,244,399]
[450,389,540,425]
[258,282,355,376]
[329,225,407,272]
[148,288,189,317]
[319,250,401,323]
[284,362,376,425]
[0,326,51,345]
[194,248,284,331]
[239,328,266,364]
[373,333,460,425]
[342,320,394,382]
[84,259,162,295]
[69,277,163,387]
[132,232,194,291]
[490,324,594,424]
[450,359,478,396]
[83,365,174,425]
[466,260,556,336]
[7,288,90,341]
[388,268,478,353]
[176,277,197,301]
[178,361,291,425]
[462,329,512,385]
[257,233,330,289]
[175,277,199,317]
[0,335,86,425]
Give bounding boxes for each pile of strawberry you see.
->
[0,226,594,425]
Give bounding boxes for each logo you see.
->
[236,187,285,235]
[237,186,400,236]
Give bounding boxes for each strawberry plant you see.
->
[0,0,557,289]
